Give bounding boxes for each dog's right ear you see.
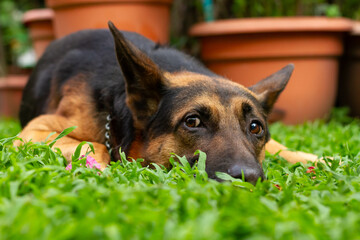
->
[249,64,294,114]
[108,21,165,130]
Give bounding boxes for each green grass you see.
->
[0,108,360,239]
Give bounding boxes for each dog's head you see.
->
[109,22,293,183]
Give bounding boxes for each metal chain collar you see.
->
[105,114,111,152]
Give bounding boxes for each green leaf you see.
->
[48,126,77,148]
[72,141,95,161]
[216,172,255,191]
[194,150,206,171]
[175,154,192,174]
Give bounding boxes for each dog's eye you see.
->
[249,121,263,135]
[185,116,201,128]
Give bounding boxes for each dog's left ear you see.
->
[108,21,166,130]
[249,64,294,114]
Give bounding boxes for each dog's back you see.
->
[20,29,216,127]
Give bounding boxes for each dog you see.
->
[18,22,320,183]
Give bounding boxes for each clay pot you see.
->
[338,21,360,117]
[0,75,28,119]
[46,0,173,43]
[190,17,353,124]
[23,9,55,59]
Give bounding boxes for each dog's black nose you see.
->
[227,163,265,184]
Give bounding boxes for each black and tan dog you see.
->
[18,22,319,183]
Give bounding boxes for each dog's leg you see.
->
[265,138,320,164]
[17,114,110,170]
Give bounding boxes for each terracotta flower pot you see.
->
[338,21,360,117]
[0,75,28,119]
[190,17,353,124]
[23,9,55,59]
[46,0,173,43]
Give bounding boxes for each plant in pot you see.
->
[0,0,39,119]
[189,0,353,124]
[45,0,173,43]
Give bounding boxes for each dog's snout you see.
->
[227,163,265,184]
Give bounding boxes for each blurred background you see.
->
[0,0,45,74]
[0,0,360,123]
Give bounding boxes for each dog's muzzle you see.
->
[227,162,265,184]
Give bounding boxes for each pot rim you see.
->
[46,0,173,8]
[23,9,54,25]
[189,17,353,37]
[351,21,360,36]
[0,75,28,89]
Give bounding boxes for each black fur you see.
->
[19,29,218,155]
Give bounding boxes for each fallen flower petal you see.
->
[306,166,316,174]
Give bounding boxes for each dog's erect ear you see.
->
[108,21,165,129]
[249,64,294,114]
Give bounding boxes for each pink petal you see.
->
[86,156,101,170]
[65,163,72,170]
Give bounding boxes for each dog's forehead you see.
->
[164,71,260,105]
[164,71,256,95]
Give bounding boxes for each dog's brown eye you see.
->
[185,116,201,128]
[250,121,263,135]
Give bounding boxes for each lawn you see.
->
[0,108,360,239]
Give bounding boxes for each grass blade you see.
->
[48,126,77,148]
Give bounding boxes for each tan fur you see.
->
[17,75,110,169]
[171,93,224,127]
[265,139,320,164]
[259,148,266,163]
[165,71,257,97]
[164,72,214,88]
[128,132,144,161]
[164,71,258,98]
[144,134,178,168]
